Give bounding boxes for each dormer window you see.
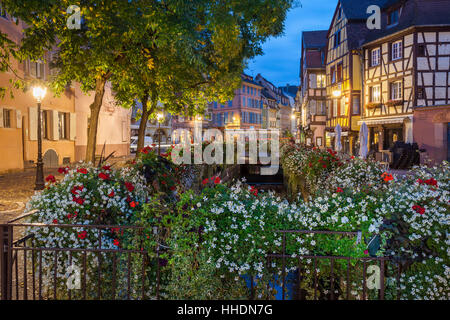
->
[388,9,400,26]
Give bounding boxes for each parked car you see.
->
[130,136,153,153]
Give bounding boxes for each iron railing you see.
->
[2,214,401,300]
[1,214,162,300]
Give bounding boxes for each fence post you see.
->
[1,224,13,300]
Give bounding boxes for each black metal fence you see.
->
[1,213,162,300]
[261,230,401,300]
[2,214,400,300]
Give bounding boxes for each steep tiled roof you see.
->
[364,0,450,45]
[340,0,389,20]
[279,85,299,97]
[302,30,328,48]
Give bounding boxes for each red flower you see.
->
[308,162,312,168]
[351,156,355,159]
[58,167,69,174]
[425,178,438,187]
[111,227,119,233]
[78,231,87,240]
[336,187,343,193]
[71,185,83,195]
[161,180,167,185]
[45,175,56,183]
[381,172,394,182]
[124,182,135,192]
[322,164,327,168]
[417,179,424,184]
[72,197,85,205]
[214,177,221,184]
[170,186,176,191]
[113,239,120,246]
[412,205,425,215]
[98,172,110,180]
[52,219,58,224]
[161,153,168,157]
[77,168,88,174]
[250,186,258,196]
[202,178,209,185]
[108,191,115,197]
[129,201,136,208]
[102,165,111,171]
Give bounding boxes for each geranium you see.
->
[102,165,111,171]
[412,205,425,215]
[381,172,394,182]
[45,175,56,183]
[214,177,221,184]
[336,187,343,193]
[108,191,115,198]
[202,178,209,185]
[130,201,136,208]
[77,168,88,174]
[113,239,120,246]
[52,219,58,224]
[98,172,110,180]
[124,182,135,192]
[58,167,69,174]
[77,231,87,240]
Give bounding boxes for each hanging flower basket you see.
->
[386,100,403,107]
[365,102,382,109]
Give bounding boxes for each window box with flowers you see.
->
[386,99,403,108]
[365,102,382,110]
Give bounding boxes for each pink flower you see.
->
[364,250,369,255]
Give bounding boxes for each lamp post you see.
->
[157,113,164,155]
[32,85,47,190]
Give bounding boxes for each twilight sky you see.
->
[245,0,337,87]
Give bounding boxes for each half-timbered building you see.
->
[300,30,328,148]
[325,0,384,154]
[361,0,450,160]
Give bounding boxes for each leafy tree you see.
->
[4,0,294,160]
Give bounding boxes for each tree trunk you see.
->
[137,91,150,152]
[137,90,157,152]
[85,77,107,163]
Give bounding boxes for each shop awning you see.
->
[358,116,412,126]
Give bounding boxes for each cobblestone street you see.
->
[0,168,62,224]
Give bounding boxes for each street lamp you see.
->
[156,112,164,155]
[32,85,47,190]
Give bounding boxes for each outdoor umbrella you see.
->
[335,124,342,152]
[359,122,369,159]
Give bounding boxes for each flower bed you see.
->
[25,164,152,299]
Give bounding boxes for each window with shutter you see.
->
[29,107,38,140]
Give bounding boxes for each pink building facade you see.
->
[414,105,450,165]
